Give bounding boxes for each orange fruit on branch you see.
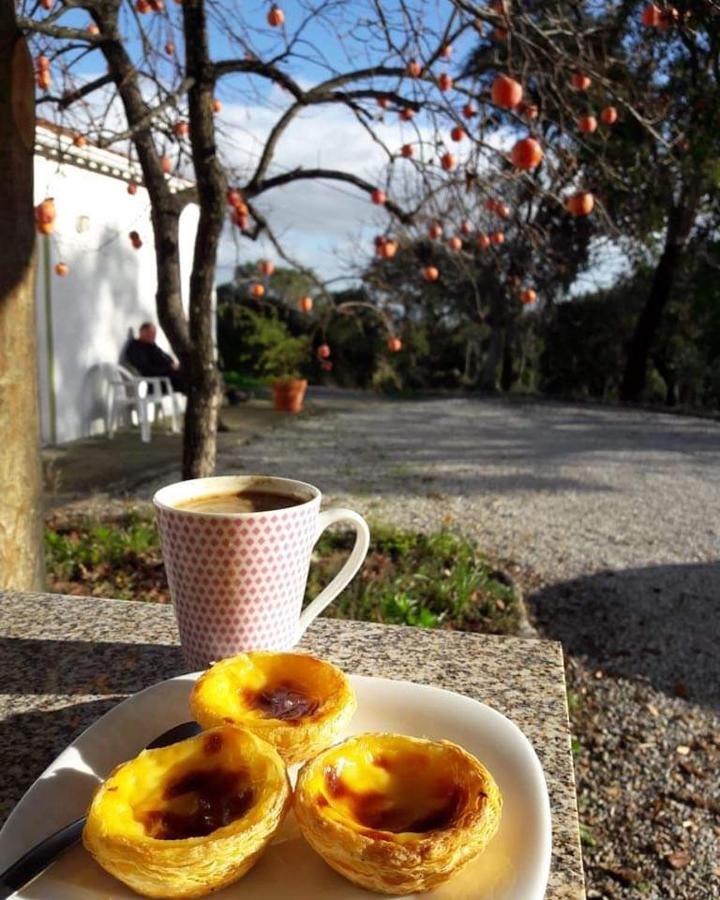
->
[317,343,331,360]
[407,59,421,78]
[462,103,477,119]
[174,121,189,138]
[496,202,510,219]
[387,336,402,353]
[565,191,595,216]
[641,3,662,26]
[601,106,618,125]
[35,198,56,231]
[371,188,387,205]
[521,288,536,305]
[129,230,142,249]
[250,283,265,298]
[377,96,390,110]
[73,133,87,147]
[460,220,473,236]
[490,231,505,245]
[259,259,275,276]
[400,107,415,121]
[511,137,543,170]
[54,262,68,277]
[448,236,463,252]
[422,265,439,282]
[127,181,138,195]
[161,156,172,174]
[428,221,443,240]
[299,296,313,313]
[578,115,598,134]
[400,143,414,158]
[440,152,456,171]
[438,72,453,92]
[571,72,591,91]
[213,99,222,113]
[491,74,523,109]
[267,5,285,27]
[476,234,491,250]
[450,125,466,142]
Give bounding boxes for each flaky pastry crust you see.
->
[294,732,502,894]
[82,725,291,898]
[189,651,356,764]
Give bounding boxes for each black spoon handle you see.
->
[0,817,85,897]
[0,720,201,897]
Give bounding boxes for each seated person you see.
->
[125,322,185,393]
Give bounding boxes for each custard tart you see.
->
[294,732,502,895]
[189,651,356,764]
[82,725,291,899]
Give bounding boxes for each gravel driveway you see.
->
[222,395,720,899]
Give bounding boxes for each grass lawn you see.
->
[45,511,520,634]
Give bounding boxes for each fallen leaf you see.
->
[603,865,644,885]
[676,745,691,756]
[666,851,691,870]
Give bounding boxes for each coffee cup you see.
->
[154,475,370,669]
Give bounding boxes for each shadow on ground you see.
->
[529,562,720,708]
[0,637,187,819]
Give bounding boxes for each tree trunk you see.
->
[653,355,677,406]
[98,1,224,480]
[620,197,697,402]
[500,323,516,392]
[180,0,227,479]
[479,324,503,390]
[0,4,44,589]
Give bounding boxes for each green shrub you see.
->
[305,524,519,634]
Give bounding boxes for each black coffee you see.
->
[176,489,305,514]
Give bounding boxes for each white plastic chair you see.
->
[106,365,181,442]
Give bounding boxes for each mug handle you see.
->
[297,508,370,640]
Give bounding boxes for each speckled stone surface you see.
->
[0,591,585,898]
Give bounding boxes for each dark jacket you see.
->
[125,339,175,377]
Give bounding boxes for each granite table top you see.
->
[0,591,585,898]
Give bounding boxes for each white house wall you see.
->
[34,153,199,445]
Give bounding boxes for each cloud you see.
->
[215,94,440,284]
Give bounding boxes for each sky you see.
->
[35,0,628,294]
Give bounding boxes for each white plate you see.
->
[0,674,551,899]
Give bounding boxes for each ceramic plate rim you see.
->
[0,672,552,899]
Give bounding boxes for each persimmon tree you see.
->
[460,1,720,400]
[14,0,424,475]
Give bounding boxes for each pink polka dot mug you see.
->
[154,475,370,669]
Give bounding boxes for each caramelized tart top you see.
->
[300,733,488,843]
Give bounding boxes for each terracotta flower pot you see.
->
[272,378,308,413]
